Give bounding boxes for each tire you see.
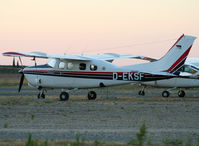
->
[138,90,145,96]
[178,90,185,97]
[162,91,170,97]
[88,91,97,100]
[60,92,69,101]
[37,93,40,99]
[41,93,45,99]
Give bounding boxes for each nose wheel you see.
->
[38,89,46,99]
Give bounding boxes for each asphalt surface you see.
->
[1,86,199,98]
[0,87,199,143]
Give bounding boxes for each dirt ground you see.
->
[0,88,199,143]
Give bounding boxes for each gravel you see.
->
[0,97,199,143]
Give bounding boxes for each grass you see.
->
[3,123,8,128]
[0,65,20,74]
[0,65,28,87]
[31,114,35,120]
[1,128,199,146]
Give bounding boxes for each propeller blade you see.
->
[18,73,24,92]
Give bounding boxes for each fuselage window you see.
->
[90,64,97,71]
[79,63,86,70]
[59,62,65,69]
[67,62,74,70]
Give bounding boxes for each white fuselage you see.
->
[24,60,132,89]
[23,59,170,89]
[143,78,199,88]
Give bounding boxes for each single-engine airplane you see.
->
[2,34,196,100]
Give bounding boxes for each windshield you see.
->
[48,59,56,67]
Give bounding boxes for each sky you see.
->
[1,0,199,65]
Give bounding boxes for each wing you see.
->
[130,56,157,62]
[3,51,158,62]
[86,53,139,62]
[2,51,92,61]
[86,53,158,62]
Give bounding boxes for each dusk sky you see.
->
[1,0,199,65]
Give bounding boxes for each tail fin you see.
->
[130,34,197,74]
[158,34,196,74]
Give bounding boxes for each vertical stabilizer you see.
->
[129,34,197,74]
[159,34,196,74]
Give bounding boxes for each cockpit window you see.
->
[79,63,86,70]
[182,66,195,73]
[48,59,56,68]
[90,64,97,71]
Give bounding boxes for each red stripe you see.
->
[3,52,26,56]
[162,45,192,73]
[170,57,186,73]
[159,34,184,60]
[24,70,113,75]
[169,34,184,51]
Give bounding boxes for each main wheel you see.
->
[37,93,40,99]
[60,92,69,101]
[41,93,45,99]
[88,91,97,100]
[178,90,185,97]
[162,91,170,97]
[138,90,145,96]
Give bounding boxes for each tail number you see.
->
[113,72,144,81]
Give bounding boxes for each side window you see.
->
[79,63,86,70]
[59,62,65,69]
[90,64,97,71]
[67,62,74,70]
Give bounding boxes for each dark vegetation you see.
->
[0,65,21,74]
[1,123,199,146]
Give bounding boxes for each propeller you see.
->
[18,69,24,92]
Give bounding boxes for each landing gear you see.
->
[162,91,170,97]
[138,90,145,96]
[37,90,46,99]
[162,88,186,98]
[138,85,146,96]
[178,90,185,97]
[37,86,46,99]
[88,91,97,100]
[60,92,69,101]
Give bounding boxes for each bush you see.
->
[73,134,85,146]
[128,122,147,146]
[25,134,48,146]
[25,134,39,146]
[163,139,183,146]
[136,122,147,146]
